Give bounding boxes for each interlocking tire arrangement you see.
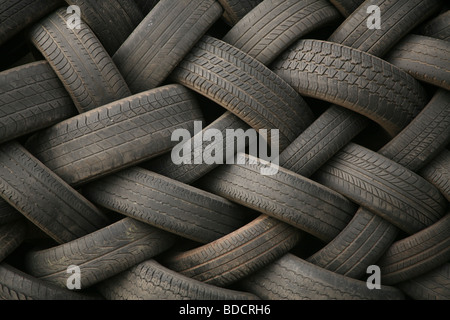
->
[0,0,449,302]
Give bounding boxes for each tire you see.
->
[24,218,176,289]
[272,39,428,137]
[65,0,143,55]
[0,141,110,244]
[397,263,450,300]
[328,0,442,57]
[313,143,447,234]
[0,61,76,144]
[29,8,131,113]
[0,263,98,300]
[25,84,204,186]
[377,213,450,285]
[385,35,450,91]
[112,0,223,93]
[144,111,251,184]
[0,219,27,262]
[97,259,259,300]
[279,105,369,178]
[171,35,315,150]
[222,0,342,65]
[163,214,302,287]
[420,150,450,201]
[198,154,356,243]
[307,89,450,278]
[329,0,364,17]
[217,0,262,25]
[418,10,450,41]
[82,167,255,244]
[238,253,405,300]
[0,0,61,45]
[378,89,450,173]
[134,0,160,15]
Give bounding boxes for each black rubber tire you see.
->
[418,10,450,41]
[82,167,254,244]
[313,143,447,234]
[222,0,342,65]
[328,0,364,17]
[378,89,450,173]
[65,0,143,55]
[113,0,223,93]
[420,149,450,202]
[0,61,76,144]
[397,263,450,300]
[217,0,262,25]
[0,219,27,262]
[238,253,405,300]
[0,263,98,300]
[163,214,302,287]
[97,259,260,300]
[25,84,204,186]
[0,141,110,244]
[198,153,356,243]
[307,88,450,278]
[29,8,131,113]
[279,105,369,178]
[144,111,250,184]
[328,0,442,57]
[0,0,62,45]
[385,35,450,91]
[171,35,315,150]
[272,39,428,137]
[24,217,176,289]
[377,213,450,285]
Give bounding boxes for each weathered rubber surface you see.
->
[279,105,369,178]
[418,10,450,41]
[378,89,450,173]
[0,263,98,300]
[26,85,204,186]
[329,0,364,17]
[199,154,356,243]
[134,0,160,15]
[65,0,143,55]
[328,0,442,57]
[0,0,61,45]
[171,35,315,150]
[307,88,450,278]
[0,61,76,144]
[0,219,27,262]
[385,35,450,91]
[313,143,447,234]
[82,167,254,243]
[29,8,131,113]
[24,218,176,289]
[397,263,450,300]
[377,213,450,285]
[113,0,223,93]
[272,39,428,137]
[0,141,110,244]
[98,259,260,300]
[222,0,342,65]
[144,111,250,184]
[420,149,450,202]
[163,214,302,287]
[217,0,262,25]
[238,253,405,300]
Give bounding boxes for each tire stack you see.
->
[0,0,449,301]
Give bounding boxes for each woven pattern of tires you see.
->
[0,0,449,301]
